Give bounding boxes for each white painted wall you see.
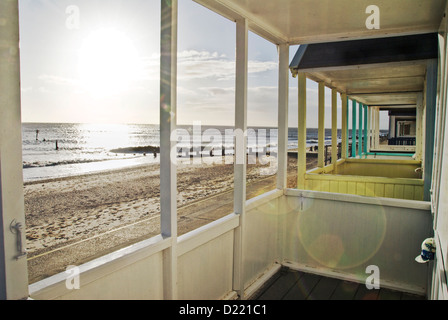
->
[280,190,433,295]
[243,191,282,292]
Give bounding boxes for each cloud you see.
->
[21,86,33,93]
[38,74,79,86]
[199,86,235,97]
[178,50,234,81]
[177,50,277,81]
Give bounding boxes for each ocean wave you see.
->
[110,145,160,154]
[22,156,134,169]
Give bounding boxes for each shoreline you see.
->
[24,153,316,283]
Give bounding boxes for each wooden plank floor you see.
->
[252,269,426,300]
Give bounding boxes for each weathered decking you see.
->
[252,269,426,300]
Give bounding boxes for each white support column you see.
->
[233,18,248,299]
[341,93,348,159]
[371,107,377,149]
[160,0,178,300]
[331,89,338,167]
[416,93,424,161]
[374,107,380,149]
[277,43,289,190]
[297,73,307,189]
[0,0,29,300]
[318,82,325,168]
[366,106,371,153]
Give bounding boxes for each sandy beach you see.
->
[25,153,317,283]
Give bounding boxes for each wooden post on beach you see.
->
[0,0,29,300]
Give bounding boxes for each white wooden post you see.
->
[372,107,376,149]
[297,73,307,189]
[375,107,380,149]
[233,18,248,299]
[366,105,371,153]
[416,93,424,161]
[0,0,29,300]
[277,44,289,190]
[341,93,348,159]
[160,0,178,300]
[318,82,325,168]
[331,89,338,167]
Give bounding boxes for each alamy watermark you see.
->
[65,265,80,290]
[366,5,380,30]
[171,122,278,176]
[66,5,80,30]
[365,265,380,290]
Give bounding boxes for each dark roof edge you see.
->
[289,33,439,76]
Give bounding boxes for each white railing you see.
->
[29,188,431,299]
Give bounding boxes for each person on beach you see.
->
[36,129,39,140]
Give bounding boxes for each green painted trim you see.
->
[345,97,350,158]
[351,100,357,158]
[363,105,368,155]
[358,103,363,157]
[345,158,420,165]
[366,152,415,157]
[305,173,424,185]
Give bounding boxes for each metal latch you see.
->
[10,220,27,260]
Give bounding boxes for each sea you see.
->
[22,122,366,183]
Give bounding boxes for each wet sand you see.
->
[25,153,317,283]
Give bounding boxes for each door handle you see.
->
[10,220,27,260]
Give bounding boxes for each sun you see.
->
[77,28,140,98]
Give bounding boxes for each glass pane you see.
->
[177,0,236,235]
[20,0,161,283]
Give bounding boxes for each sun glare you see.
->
[78,28,140,98]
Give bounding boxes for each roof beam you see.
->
[193,0,288,44]
[288,25,442,45]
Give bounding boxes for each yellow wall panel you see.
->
[414,186,424,201]
[384,184,395,198]
[321,180,330,192]
[404,185,415,200]
[374,183,385,197]
[330,181,339,193]
[365,183,375,197]
[304,179,311,191]
[347,182,357,195]
[357,182,366,196]
[394,184,404,199]
[339,181,348,194]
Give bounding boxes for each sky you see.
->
[18,0,388,129]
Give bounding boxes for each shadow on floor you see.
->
[251,268,426,300]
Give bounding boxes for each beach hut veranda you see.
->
[1,0,448,300]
